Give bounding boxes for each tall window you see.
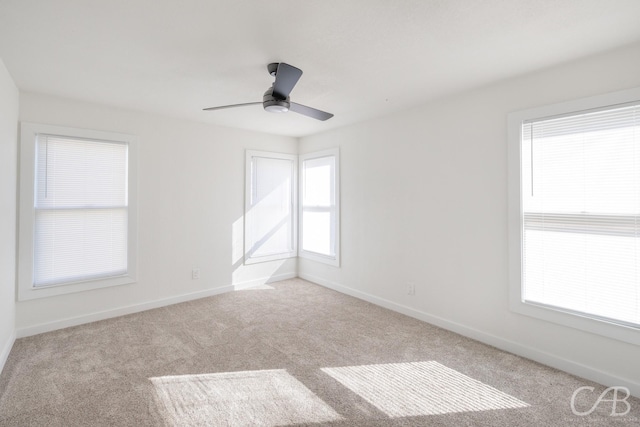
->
[18,123,137,300]
[299,149,339,266]
[244,151,297,264]
[508,88,640,344]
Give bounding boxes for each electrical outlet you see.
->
[407,282,415,295]
[192,268,200,280]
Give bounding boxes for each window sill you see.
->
[299,250,340,267]
[509,292,640,346]
[18,274,136,301]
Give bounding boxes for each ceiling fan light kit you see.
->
[264,103,289,113]
[204,62,333,121]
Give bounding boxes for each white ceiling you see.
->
[1,0,640,137]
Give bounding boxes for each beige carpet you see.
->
[0,278,638,426]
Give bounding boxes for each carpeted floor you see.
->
[0,278,638,426]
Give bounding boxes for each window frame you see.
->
[244,150,298,265]
[507,87,640,345]
[298,148,340,267]
[17,122,138,300]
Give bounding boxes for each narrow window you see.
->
[244,151,297,264]
[299,149,339,266]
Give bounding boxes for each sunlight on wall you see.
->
[150,369,342,427]
[232,216,244,266]
[321,361,529,417]
[231,180,293,288]
[231,212,288,287]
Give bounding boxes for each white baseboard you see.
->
[16,272,297,338]
[16,285,234,338]
[0,330,16,375]
[299,272,640,398]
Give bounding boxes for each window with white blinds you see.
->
[299,149,339,266]
[244,151,297,264]
[18,123,137,300]
[508,88,640,344]
[34,134,129,286]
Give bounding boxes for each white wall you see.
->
[0,58,18,371]
[299,43,640,394]
[16,92,297,335]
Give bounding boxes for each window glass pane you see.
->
[36,135,128,208]
[303,157,334,207]
[523,118,638,214]
[524,230,638,324]
[302,210,334,256]
[34,208,128,286]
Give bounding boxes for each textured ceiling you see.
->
[1,0,640,137]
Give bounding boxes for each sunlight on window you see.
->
[301,210,331,254]
[520,105,640,326]
[150,370,342,427]
[303,160,332,206]
[321,361,529,417]
[300,154,336,258]
[246,180,293,258]
[244,152,297,264]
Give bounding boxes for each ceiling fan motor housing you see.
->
[263,87,290,113]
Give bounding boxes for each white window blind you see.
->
[245,152,296,263]
[520,102,640,327]
[301,155,336,257]
[33,134,129,287]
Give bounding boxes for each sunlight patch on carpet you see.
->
[321,361,529,417]
[150,369,342,426]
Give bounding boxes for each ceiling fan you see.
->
[203,62,334,121]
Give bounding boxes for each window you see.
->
[299,149,339,266]
[244,151,297,264]
[18,123,137,300]
[508,87,640,344]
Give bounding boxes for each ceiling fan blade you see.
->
[289,102,334,121]
[203,102,261,111]
[272,63,303,99]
